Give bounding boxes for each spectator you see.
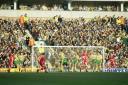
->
[19,15,24,27]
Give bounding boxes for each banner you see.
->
[103,68,128,72]
[0,68,32,72]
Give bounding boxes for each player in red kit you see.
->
[80,50,88,72]
[9,53,15,68]
[37,53,47,72]
[8,53,15,72]
[108,52,116,68]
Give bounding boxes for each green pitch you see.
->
[0,72,128,85]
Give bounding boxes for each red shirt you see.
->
[109,53,115,63]
[39,55,45,64]
[81,51,88,60]
[9,53,15,62]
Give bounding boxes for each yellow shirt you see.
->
[19,55,25,62]
[60,52,65,60]
[97,54,102,61]
[15,54,19,61]
[24,16,29,23]
[116,19,121,25]
[120,18,125,25]
[76,54,79,60]
[39,47,44,53]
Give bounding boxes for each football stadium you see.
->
[0,0,128,85]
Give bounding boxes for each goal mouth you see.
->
[31,46,105,72]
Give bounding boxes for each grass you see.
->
[0,72,128,85]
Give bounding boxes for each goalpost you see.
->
[31,46,105,72]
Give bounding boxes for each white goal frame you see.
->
[31,46,105,72]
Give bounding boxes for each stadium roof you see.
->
[68,0,128,1]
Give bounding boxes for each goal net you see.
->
[31,46,105,72]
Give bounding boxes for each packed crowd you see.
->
[28,15,128,69]
[0,17,32,69]
[0,14,128,72]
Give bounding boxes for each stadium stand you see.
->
[0,0,128,72]
[0,14,128,72]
